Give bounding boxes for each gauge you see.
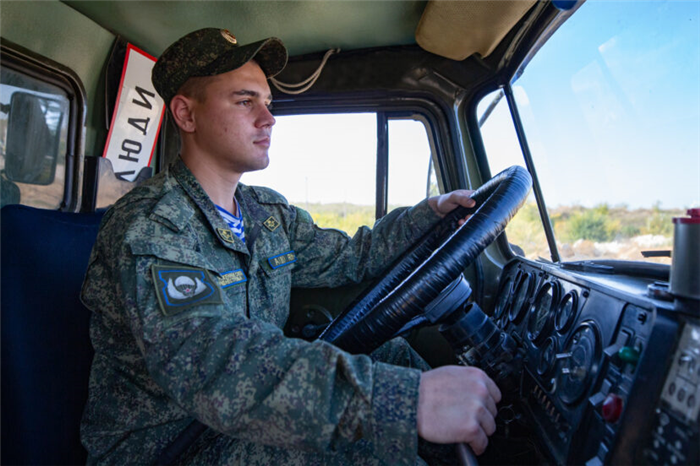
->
[537,336,558,378]
[555,290,579,334]
[528,281,560,345]
[556,322,602,405]
[493,274,515,322]
[509,272,534,324]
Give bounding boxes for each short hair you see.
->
[175,75,217,103]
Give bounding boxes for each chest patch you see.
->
[263,216,280,232]
[151,265,222,316]
[268,250,296,269]
[217,269,247,288]
[217,227,235,244]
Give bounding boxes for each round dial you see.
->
[493,274,515,322]
[557,322,602,405]
[509,272,534,324]
[555,290,579,334]
[537,336,558,378]
[528,281,560,345]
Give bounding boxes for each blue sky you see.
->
[513,0,700,209]
[246,0,700,211]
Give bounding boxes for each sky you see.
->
[482,0,700,210]
[242,115,433,207]
[245,0,700,211]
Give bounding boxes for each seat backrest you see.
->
[1,205,104,465]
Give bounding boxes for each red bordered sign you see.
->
[102,44,165,181]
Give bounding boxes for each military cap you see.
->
[152,28,288,105]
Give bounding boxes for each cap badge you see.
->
[220,29,238,45]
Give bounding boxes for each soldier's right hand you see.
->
[416,365,501,455]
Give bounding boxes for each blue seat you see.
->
[1,205,104,465]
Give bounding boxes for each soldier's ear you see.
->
[170,95,196,133]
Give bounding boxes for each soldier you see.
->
[81,28,501,465]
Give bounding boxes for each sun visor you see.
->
[416,0,538,60]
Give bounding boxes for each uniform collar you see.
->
[171,157,249,255]
[235,184,276,256]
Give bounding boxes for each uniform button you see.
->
[675,440,683,450]
[669,382,676,395]
[654,440,660,449]
[671,454,678,464]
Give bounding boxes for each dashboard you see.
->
[464,258,700,465]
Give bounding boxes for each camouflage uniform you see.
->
[80,158,442,465]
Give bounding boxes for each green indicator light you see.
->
[618,346,640,364]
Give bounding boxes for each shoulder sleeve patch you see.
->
[151,264,223,316]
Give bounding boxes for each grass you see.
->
[300,200,684,264]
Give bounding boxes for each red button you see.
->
[602,394,624,423]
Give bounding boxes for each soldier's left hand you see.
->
[428,189,476,225]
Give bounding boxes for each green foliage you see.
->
[572,212,608,241]
[642,202,674,236]
[297,200,683,262]
[504,202,550,258]
[303,203,375,235]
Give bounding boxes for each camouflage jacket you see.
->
[80,158,441,464]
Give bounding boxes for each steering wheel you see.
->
[318,165,532,355]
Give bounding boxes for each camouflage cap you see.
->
[152,28,288,105]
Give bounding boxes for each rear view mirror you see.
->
[4,92,64,185]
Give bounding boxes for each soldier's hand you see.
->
[416,366,501,455]
[427,190,476,225]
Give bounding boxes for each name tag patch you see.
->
[268,250,296,269]
[217,269,247,288]
[151,265,222,316]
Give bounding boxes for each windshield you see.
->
[482,0,699,264]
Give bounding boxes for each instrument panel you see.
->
[482,259,700,465]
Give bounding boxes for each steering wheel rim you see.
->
[319,165,532,355]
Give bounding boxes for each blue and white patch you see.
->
[268,250,296,269]
[217,269,247,289]
[151,265,222,316]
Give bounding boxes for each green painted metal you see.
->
[62,1,427,58]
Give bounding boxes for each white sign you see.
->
[103,44,165,181]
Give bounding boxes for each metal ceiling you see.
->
[62,1,428,58]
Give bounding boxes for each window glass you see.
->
[511,0,698,264]
[387,118,438,213]
[0,67,70,209]
[477,90,549,259]
[241,113,377,234]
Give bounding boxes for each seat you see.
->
[1,205,104,465]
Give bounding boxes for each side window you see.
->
[242,112,438,234]
[477,89,548,259]
[0,66,70,209]
[387,118,439,214]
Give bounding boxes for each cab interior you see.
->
[1,1,698,465]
